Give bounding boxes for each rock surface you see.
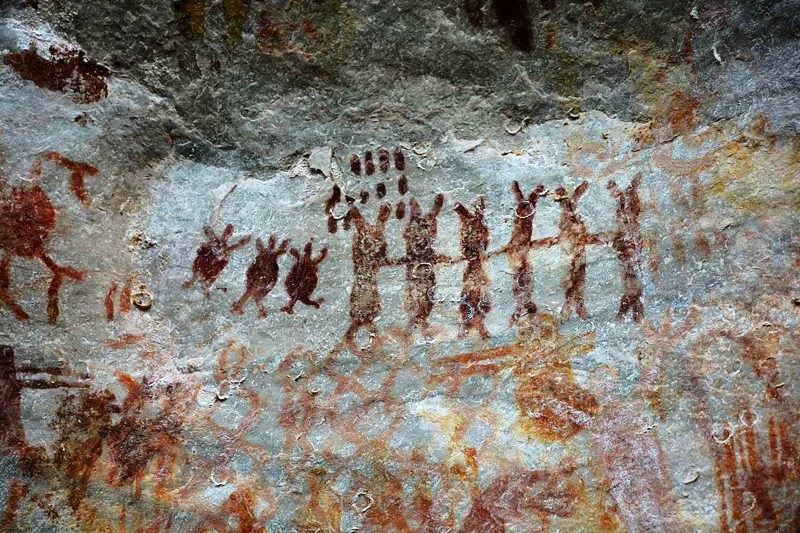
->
[1,1,799,531]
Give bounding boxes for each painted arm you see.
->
[573,180,589,201]
[453,202,472,218]
[313,248,328,264]
[511,180,524,202]
[532,236,559,247]
[229,235,252,250]
[430,193,444,217]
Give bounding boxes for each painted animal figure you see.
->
[282,242,327,314]
[183,224,251,297]
[231,234,289,317]
[0,152,96,322]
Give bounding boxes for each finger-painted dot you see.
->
[364,151,375,175]
[350,154,361,175]
[398,175,409,195]
[394,147,405,170]
[379,149,390,172]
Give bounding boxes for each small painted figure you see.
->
[454,196,491,338]
[231,234,289,317]
[507,181,545,324]
[282,242,327,314]
[554,181,602,321]
[183,224,251,297]
[608,174,644,322]
[343,203,392,350]
[403,194,444,334]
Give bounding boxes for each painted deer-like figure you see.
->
[0,152,97,322]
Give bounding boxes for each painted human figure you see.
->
[506,181,545,324]
[282,242,327,314]
[554,181,602,321]
[608,174,644,322]
[231,234,289,317]
[342,203,391,350]
[403,194,445,333]
[454,196,491,338]
[183,224,251,297]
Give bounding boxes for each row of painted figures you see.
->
[183,233,328,317]
[0,149,643,334]
[182,175,644,348]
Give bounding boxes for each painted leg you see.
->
[0,255,28,321]
[40,254,85,322]
[231,291,251,314]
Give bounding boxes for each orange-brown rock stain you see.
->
[51,390,118,511]
[1,479,28,528]
[462,459,585,532]
[435,314,597,441]
[194,487,267,533]
[712,414,799,532]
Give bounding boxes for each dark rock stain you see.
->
[174,0,205,37]
[494,0,535,51]
[223,0,251,40]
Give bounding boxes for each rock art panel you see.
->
[1,2,799,532]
